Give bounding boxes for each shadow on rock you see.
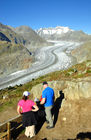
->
[77,132,91,139]
[67,132,91,140]
[52,90,64,126]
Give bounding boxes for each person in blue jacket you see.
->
[40,81,54,129]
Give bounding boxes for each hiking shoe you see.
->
[46,126,54,129]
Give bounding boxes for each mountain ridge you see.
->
[0,23,26,45]
[36,26,73,35]
[0,23,53,78]
[10,25,52,51]
[0,22,91,78]
[36,26,91,42]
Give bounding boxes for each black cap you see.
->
[43,81,48,85]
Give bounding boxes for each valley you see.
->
[0,41,80,90]
[0,24,91,140]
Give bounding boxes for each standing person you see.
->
[40,81,54,129]
[17,91,39,138]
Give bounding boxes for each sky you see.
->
[0,0,91,34]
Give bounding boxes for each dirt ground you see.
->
[0,98,91,140]
[0,105,18,124]
[17,98,91,140]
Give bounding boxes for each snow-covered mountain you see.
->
[36,26,73,36]
[36,26,91,42]
[36,26,73,40]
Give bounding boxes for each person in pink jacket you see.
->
[17,91,39,138]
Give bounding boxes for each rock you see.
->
[30,81,67,100]
[64,80,91,100]
[31,78,91,101]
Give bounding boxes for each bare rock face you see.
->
[31,77,91,100]
[64,80,91,100]
[31,81,66,100]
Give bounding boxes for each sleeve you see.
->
[18,100,22,106]
[40,95,42,101]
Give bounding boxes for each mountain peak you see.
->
[15,25,33,33]
[36,26,73,36]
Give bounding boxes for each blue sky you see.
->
[0,0,91,34]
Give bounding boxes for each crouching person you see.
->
[17,91,39,138]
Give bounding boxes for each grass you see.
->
[0,60,91,112]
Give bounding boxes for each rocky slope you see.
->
[59,30,91,42]
[0,41,33,77]
[0,32,11,42]
[0,23,52,77]
[0,23,26,45]
[36,26,91,42]
[11,25,52,51]
[0,23,52,51]
[71,41,91,63]
[0,23,33,77]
